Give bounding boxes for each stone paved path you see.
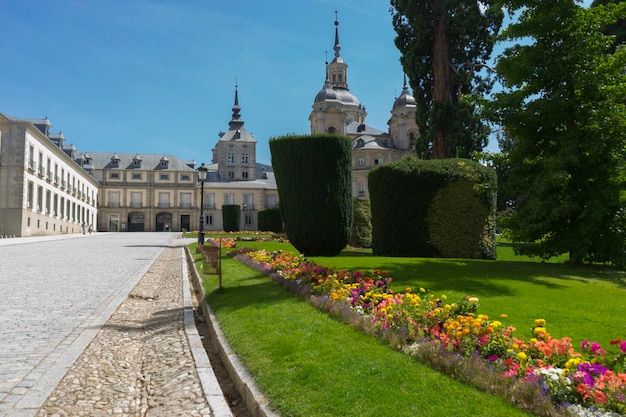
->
[35,243,211,416]
[0,233,224,417]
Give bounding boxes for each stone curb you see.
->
[181,247,235,417]
[185,246,281,417]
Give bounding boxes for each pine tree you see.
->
[390,0,503,158]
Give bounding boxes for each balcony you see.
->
[158,203,170,209]
[130,202,142,208]
[108,202,121,208]
[28,160,36,172]
[38,166,45,177]
[46,171,53,182]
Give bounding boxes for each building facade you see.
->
[309,16,419,199]
[0,114,99,237]
[0,84,278,236]
[88,85,278,233]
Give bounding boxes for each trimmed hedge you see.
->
[258,208,283,233]
[222,204,241,232]
[368,158,497,259]
[270,134,353,256]
[350,198,372,248]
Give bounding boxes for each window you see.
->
[374,158,383,165]
[27,181,34,208]
[206,214,214,226]
[132,173,142,180]
[46,190,51,214]
[159,173,170,181]
[181,174,191,181]
[205,193,215,209]
[228,171,235,179]
[242,171,249,179]
[358,183,367,197]
[110,172,120,179]
[131,192,142,208]
[37,185,43,211]
[108,192,120,208]
[224,193,234,205]
[180,193,191,208]
[60,197,65,218]
[53,193,58,216]
[241,153,249,163]
[243,194,254,210]
[266,194,277,209]
[227,153,235,165]
[358,158,365,165]
[158,192,170,208]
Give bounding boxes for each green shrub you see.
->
[258,208,283,233]
[368,158,497,259]
[350,198,372,248]
[222,204,241,232]
[270,134,353,256]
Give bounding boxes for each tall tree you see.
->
[390,0,503,159]
[592,0,626,50]
[489,0,626,265]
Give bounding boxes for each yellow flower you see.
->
[516,352,528,362]
[565,358,582,370]
[534,318,546,327]
[441,294,447,300]
[405,287,412,292]
[419,287,426,293]
[533,327,547,335]
[500,314,508,318]
[468,297,479,303]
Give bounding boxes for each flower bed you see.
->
[232,248,625,416]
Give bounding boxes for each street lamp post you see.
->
[197,163,208,247]
[242,203,247,232]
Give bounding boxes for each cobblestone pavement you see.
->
[35,243,211,417]
[0,233,217,417]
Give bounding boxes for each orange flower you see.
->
[593,390,607,404]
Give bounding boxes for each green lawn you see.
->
[194,236,625,416]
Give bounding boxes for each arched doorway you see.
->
[156,212,172,232]
[127,212,145,232]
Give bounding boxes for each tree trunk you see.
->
[431,0,451,159]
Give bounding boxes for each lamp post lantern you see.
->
[197,163,208,247]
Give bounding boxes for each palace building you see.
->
[309,15,419,198]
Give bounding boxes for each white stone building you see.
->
[0,114,99,237]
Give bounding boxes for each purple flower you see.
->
[576,363,608,387]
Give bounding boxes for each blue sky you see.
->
[1,0,409,166]
[1,1,594,166]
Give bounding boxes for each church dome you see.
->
[393,83,416,109]
[314,80,361,106]
[314,80,337,102]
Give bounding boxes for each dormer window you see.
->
[132,155,142,168]
[160,156,169,169]
[111,154,120,167]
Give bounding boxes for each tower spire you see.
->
[229,81,244,130]
[334,9,341,59]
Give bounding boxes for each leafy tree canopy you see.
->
[390,0,503,159]
[488,0,626,265]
